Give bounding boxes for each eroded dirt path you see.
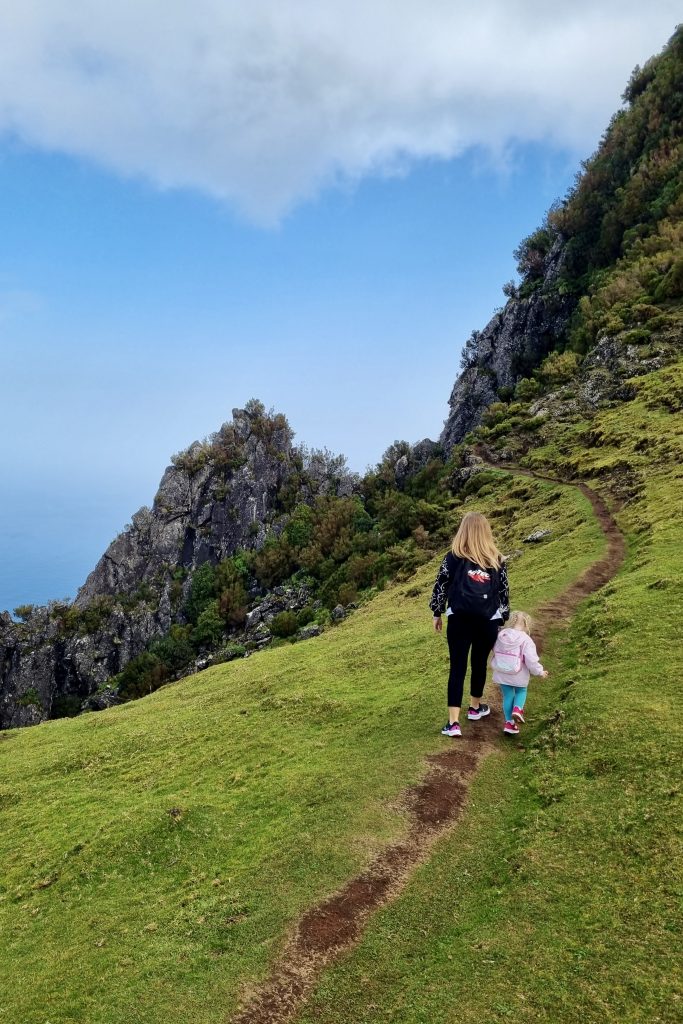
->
[229,472,626,1024]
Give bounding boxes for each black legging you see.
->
[446,611,499,707]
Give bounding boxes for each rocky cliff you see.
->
[441,27,683,451]
[76,407,298,605]
[0,404,356,729]
[439,236,575,452]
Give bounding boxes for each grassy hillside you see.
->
[297,360,683,1024]
[0,475,604,1024]
[2,29,680,1024]
[3,367,679,1024]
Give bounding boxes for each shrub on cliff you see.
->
[149,625,194,673]
[218,584,248,628]
[215,556,249,627]
[116,651,166,701]
[253,537,295,589]
[193,601,225,649]
[12,605,34,622]
[514,226,555,280]
[538,351,581,386]
[270,611,299,638]
[184,563,217,624]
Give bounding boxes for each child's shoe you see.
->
[503,720,519,735]
[467,703,490,720]
[441,721,462,738]
[512,706,525,723]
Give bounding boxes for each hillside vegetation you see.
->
[514,23,682,353]
[0,476,604,1024]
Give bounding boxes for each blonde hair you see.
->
[451,512,503,569]
[508,610,533,634]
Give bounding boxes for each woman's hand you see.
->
[433,615,443,633]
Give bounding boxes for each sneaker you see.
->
[441,721,462,738]
[503,720,519,735]
[467,703,491,720]
[512,706,525,723]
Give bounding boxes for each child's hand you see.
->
[433,616,443,633]
[541,670,549,678]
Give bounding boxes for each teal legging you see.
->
[500,684,528,722]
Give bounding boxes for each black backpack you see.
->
[447,554,501,619]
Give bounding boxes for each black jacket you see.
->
[429,551,510,619]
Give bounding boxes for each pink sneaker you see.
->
[512,706,525,723]
[441,721,462,738]
[503,720,519,735]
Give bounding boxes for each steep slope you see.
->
[288,32,683,1022]
[0,474,603,1024]
[231,473,624,1024]
[296,361,683,1024]
[441,25,683,448]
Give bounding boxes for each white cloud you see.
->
[0,1,678,222]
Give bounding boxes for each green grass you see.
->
[297,361,683,1024]
[0,477,603,1024]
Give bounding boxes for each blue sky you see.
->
[0,3,677,612]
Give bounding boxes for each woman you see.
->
[429,512,509,738]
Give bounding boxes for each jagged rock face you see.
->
[76,409,294,605]
[0,406,354,730]
[0,602,167,729]
[440,238,575,451]
[577,336,671,407]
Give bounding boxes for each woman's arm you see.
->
[499,561,510,621]
[429,554,451,617]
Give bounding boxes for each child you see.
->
[430,511,510,738]
[491,610,548,735]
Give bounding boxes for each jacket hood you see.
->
[495,627,529,649]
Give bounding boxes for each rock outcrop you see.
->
[75,408,295,605]
[0,405,356,729]
[0,600,161,728]
[440,237,574,452]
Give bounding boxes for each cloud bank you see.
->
[0,1,678,221]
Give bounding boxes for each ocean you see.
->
[0,483,145,615]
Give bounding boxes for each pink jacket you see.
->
[491,627,545,688]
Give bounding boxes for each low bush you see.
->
[116,652,167,702]
[515,377,540,401]
[538,351,581,386]
[337,583,358,606]
[184,563,217,625]
[12,605,35,622]
[50,694,82,718]
[296,606,315,628]
[214,644,246,663]
[270,611,299,638]
[149,625,195,674]
[623,327,652,345]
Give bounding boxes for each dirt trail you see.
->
[229,471,626,1024]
